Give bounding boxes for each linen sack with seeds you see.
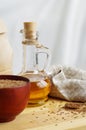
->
[47,65,86,102]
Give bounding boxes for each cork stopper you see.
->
[24,22,37,32]
[24,22,37,39]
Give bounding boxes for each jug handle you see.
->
[35,50,50,72]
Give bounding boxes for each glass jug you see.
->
[19,22,51,106]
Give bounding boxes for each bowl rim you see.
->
[0,75,30,82]
[0,75,30,89]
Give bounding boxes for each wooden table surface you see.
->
[0,98,86,130]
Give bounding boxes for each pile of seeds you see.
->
[0,79,27,88]
[24,98,86,128]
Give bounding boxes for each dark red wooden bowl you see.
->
[0,75,30,123]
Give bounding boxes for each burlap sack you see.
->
[47,65,86,102]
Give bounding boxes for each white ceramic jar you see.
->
[0,19,13,74]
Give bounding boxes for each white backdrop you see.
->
[0,0,86,74]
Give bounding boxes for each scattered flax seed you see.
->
[35,116,39,118]
[45,119,48,121]
[27,99,86,127]
[51,100,55,103]
[48,110,51,113]
[43,119,48,122]
[56,109,61,113]
[29,121,33,123]
[50,111,55,114]
[40,108,43,110]
[58,104,62,107]
[42,112,45,114]
[50,117,53,120]
[62,117,65,120]
[43,106,46,108]
[65,112,70,115]
[74,116,78,118]
[32,113,35,115]
[71,111,75,114]
[82,115,85,117]
[60,111,64,114]
[64,102,81,109]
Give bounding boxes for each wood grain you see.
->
[0,98,86,130]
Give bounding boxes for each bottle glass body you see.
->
[19,30,51,106]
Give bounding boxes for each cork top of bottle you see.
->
[23,22,37,39]
[24,22,37,32]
